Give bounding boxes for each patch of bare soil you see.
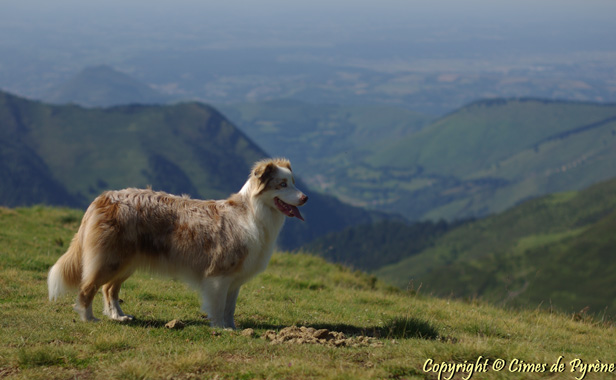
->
[258,326,384,347]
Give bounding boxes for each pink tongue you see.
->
[289,205,304,221]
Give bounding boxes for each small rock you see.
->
[301,326,316,335]
[165,319,185,329]
[241,328,255,337]
[313,329,333,340]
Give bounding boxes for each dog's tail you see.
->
[48,230,84,301]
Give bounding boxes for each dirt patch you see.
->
[259,326,383,347]
[241,328,255,337]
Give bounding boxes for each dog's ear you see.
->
[253,162,276,195]
[253,162,275,180]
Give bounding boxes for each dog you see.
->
[48,158,307,329]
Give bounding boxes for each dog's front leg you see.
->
[200,277,231,328]
[223,287,240,329]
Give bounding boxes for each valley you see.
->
[2,83,616,316]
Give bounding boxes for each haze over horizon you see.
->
[2,0,616,114]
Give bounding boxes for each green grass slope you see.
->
[368,98,616,220]
[375,178,616,316]
[0,90,388,249]
[0,139,76,207]
[219,100,433,206]
[302,220,460,272]
[222,98,616,221]
[0,90,265,204]
[2,206,616,379]
[373,99,616,177]
[219,100,432,159]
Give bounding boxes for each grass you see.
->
[365,98,616,220]
[2,206,616,379]
[217,100,432,211]
[375,178,616,316]
[1,91,266,206]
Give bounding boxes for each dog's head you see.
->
[251,158,308,221]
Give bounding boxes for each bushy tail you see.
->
[48,234,83,301]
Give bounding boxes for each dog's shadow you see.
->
[240,316,440,340]
[121,316,439,340]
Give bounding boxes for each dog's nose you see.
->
[299,194,308,205]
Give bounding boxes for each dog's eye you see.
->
[280,182,287,188]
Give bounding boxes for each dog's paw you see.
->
[113,315,135,322]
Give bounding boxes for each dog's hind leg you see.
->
[75,249,126,322]
[75,280,100,322]
[200,277,233,329]
[102,269,135,322]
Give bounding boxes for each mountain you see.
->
[300,219,463,272]
[44,65,170,107]
[373,177,616,315]
[218,100,432,158]
[218,100,433,206]
[366,98,616,220]
[0,90,383,248]
[223,98,616,221]
[0,139,76,207]
[0,90,263,203]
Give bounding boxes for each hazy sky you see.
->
[2,0,616,110]
[4,0,616,37]
[2,0,615,58]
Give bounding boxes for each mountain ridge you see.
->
[367,98,616,220]
[222,97,616,222]
[0,89,383,249]
[371,177,616,315]
[44,65,170,107]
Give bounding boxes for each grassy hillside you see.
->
[0,90,265,203]
[219,100,433,206]
[219,100,432,159]
[373,99,616,177]
[0,138,76,207]
[2,206,616,379]
[369,98,616,220]
[375,178,616,316]
[302,219,461,272]
[223,98,616,221]
[0,90,388,249]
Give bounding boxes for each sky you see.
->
[1,0,615,111]
[5,0,616,41]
